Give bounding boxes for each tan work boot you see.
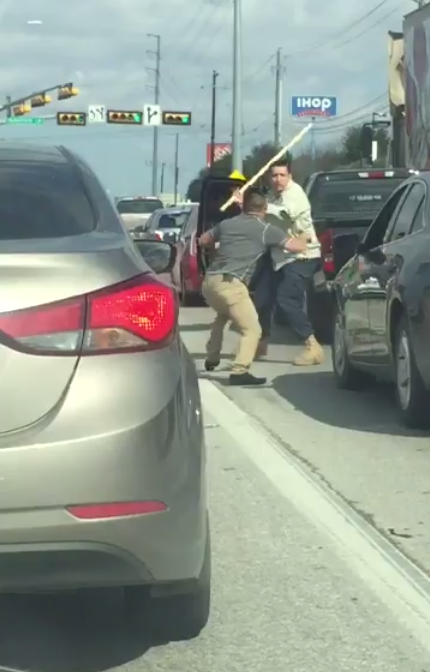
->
[255,339,268,359]
[293,335,324,366]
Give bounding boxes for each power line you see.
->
[285,0,395,57]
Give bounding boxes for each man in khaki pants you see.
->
[199,188,307,386]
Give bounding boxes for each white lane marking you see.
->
[200,378,430,654]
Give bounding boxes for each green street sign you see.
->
[6,117,45,125]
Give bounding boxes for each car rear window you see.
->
[117,199,163,214]
[310,177,405,220]
[0,160,95,240]
[155,211,189,229]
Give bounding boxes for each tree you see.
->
[186,123,390,199]
[341,126,389,164]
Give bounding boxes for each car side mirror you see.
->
[134,240,177,274]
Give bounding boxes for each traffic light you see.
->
[30,94,51,108]
[106,110,143,124]
[57,85,79,101]
[13,104,31,116]
[162,111,191,126]
[56,112,86,126]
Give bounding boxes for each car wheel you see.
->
[331,307,369,390]
[124,524,211,642]
[394,316,430,429]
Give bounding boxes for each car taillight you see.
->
[319,228,335,274]
[190,231,197,256]
[154,231,162,240]
[0,274,177,356]
[357,171,393,178]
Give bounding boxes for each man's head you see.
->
[242,188,267,217]
[270,157,292,194]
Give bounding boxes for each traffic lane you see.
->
[0,421,427,672]
[180,306,430,576]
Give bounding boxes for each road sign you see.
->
[6,117,44,125]
[291,96,337,118]
[206,142,231,167]
[143,104,161,126]
[88,104,106,123]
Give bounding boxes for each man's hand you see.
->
[198,231,214,247]
[284,236,307,253]
[231,188,243,205]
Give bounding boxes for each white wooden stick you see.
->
[220,123,313,211]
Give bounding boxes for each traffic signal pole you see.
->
[148,34,161,196]
[174,134,179,205]
[0,82,77,115]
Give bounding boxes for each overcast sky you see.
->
[0,0,413,197]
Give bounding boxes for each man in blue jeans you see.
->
[256,158,324,366]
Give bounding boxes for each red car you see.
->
[175,205,202,305]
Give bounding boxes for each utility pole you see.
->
[273,48,284,148]
[310,116,316,170]
[174,134,179,205]
[232,0,242,172]
[147,34,161,196]
[6,96,12,119]
[160,162,165,193]
[210,70,219,170]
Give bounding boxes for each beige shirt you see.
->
[268,180,320,270]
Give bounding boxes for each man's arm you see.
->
[198,222,221,247]
[282,188,314,242]
[263,223,307,253]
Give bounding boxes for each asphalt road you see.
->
[0,307,429,671]
[180,307,430,576]
[1,409,428,672]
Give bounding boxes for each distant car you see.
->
[144,207,191,244]
[0,143,210,640]
[332,172,430,429]
[300,168,414,343]
[116,196,164,236]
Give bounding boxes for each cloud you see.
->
[0,0,410,196]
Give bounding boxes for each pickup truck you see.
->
[302,168,415,343]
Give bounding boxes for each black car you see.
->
[331,172,430,429]
[303,168,414,343]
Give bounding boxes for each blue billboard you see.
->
[291,96,337,118]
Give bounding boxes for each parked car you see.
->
[144,207,191,244]
[331,171,430,429]
[116,196,164,236]
[296,168,414,343]
[0,143,210,640]
[176,204,202,305]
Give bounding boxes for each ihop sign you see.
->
[291,96,337,118]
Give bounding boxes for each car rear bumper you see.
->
[0,348,207,593]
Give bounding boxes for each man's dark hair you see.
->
[242,187,267,213]
[270,156,292,172]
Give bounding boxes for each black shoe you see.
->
[204,359,220,372]
[229,372,267,386]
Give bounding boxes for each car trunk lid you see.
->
[0,233,142,434]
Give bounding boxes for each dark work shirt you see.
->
[205,213,287,284]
